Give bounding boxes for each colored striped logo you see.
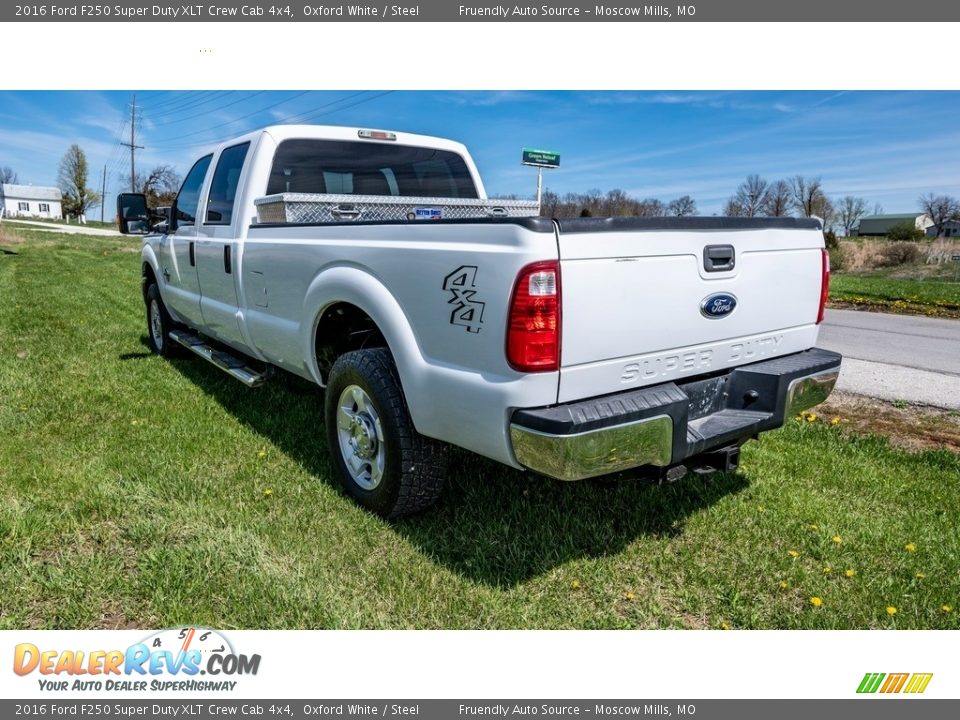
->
[857,672,933,694]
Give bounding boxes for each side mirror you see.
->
[117,193,150,235]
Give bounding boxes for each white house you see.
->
[0,184,63,220]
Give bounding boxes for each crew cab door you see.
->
[195,141,251,347]
[161,154,212,326]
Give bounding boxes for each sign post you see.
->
[522,148,561,209]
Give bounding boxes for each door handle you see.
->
[189,241,195,267]
[223,245,232,274]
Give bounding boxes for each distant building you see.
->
[938,219,960,238]
[0,184,63,220]
[853,213,933,237]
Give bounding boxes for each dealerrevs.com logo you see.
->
[13,627,261,692]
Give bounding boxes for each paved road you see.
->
[2,219,122,237]
[819,308,960,409]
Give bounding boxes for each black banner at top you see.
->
[4,0,959,22]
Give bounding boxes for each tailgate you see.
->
[556,217,826,403]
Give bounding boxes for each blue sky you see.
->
[1,90,959,217]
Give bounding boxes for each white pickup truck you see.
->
[119,124,841,517]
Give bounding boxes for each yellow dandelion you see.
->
[806,413,817,423]
[832,535,843,544]
[810,596,823,608]
[844,569,856,578]
[778,580,790,589]
[257,449,267,459]
[570,580,581,590]
[904,543,917,552]
[830,417,842,426]
[795,414,804,421]
[915,571,926,579]
[886,606,897,616]
[757,505,766,513]
[262,488,273,497]
[720,622,730,630]
[942,605,953,613]
[823,566,833,574]
[788,549,800,558]
[625,591,636,601]
[808,523,819,530]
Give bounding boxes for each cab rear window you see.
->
[266,139,478,199]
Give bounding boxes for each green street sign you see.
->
[522,148,560,168]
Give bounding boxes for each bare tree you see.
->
[872,202,884,216]
[764,180,792,217]
[636,198,666,217]
[723,198,746,217]
[667,195,697,217]
[0,166,17,184]
[918,193,960,237]
[123,164,181,208]
[727,174,770,217]
[836,195,868,236]
[57,144,100,218]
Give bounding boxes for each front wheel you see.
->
[145,283,179,357]
[324,348,447,518]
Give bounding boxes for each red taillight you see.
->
[817,248,830,324]
[507,260,561,372]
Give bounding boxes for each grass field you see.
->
[830,273,960,317]
[1,228,958,629]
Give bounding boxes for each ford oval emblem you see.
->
[700,293,737,319]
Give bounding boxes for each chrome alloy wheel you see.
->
[335,384,386,491]
[149,299,164,348]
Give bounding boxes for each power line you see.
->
[142,90,228,117]
[151,90,389,151]
[153,91,268,126]
[149,90,316,148]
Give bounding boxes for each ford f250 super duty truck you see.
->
[118,124,841,517]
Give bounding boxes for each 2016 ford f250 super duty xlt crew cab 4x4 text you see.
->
[118,124,841,517]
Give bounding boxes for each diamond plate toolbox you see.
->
[254,193,541,224]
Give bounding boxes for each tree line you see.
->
[537,175,960,237]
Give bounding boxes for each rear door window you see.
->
[266,139,478,199]
[205,142,250,225]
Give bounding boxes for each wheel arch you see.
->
[302,266,428,426]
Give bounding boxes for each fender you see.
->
[301,264,432,430]
[141,242,161,282]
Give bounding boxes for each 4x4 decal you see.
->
[443,265,485,334]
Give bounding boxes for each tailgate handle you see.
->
[704,244,735,272]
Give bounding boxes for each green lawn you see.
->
[830,273,960,317]
[1,229,958,629]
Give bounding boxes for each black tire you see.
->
[324,348,447,518]
[145,283,179,357]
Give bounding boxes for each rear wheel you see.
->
[145,283,178,357]
[324,348,447,518]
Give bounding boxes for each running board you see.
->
[169,330,270,387]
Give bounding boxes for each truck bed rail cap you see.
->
[555,216,824,233]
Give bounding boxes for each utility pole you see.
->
[120,94,144,192]
[100,164,107,223]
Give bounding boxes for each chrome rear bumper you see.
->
[510,348,841,482]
